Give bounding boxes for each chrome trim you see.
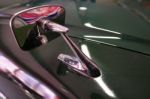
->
[9,4,64,48]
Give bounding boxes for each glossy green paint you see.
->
[29,36,150,99]
[29,0,150,98]
[1,0,150,99]
[81,39,150,99]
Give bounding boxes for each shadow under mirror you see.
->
[11,5,65,50]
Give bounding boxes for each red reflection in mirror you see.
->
[18,6,62,24]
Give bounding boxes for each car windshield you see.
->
[69,0,150,55]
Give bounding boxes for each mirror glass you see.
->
[11,5,65,50]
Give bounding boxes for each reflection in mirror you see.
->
[11,5,65,50]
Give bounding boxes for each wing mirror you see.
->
[10,5,66,50]
[10,5,100,77]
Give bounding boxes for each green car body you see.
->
[0,0,150,99]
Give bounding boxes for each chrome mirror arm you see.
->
[39,19,101,77]
[60,32,101,77]
[38,19,69,33]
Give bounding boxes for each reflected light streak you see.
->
[94,77,116,98]
[79,7,87,11]
[84,35,121,39]
[85,38,117,46]
[0,53,18,74]
[81,44,91,59]
[84,22,121,34]
[0,52,58,99]
[80,45,116,98]
[0,92,7,99]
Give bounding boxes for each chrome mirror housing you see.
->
[10,5,65,50]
